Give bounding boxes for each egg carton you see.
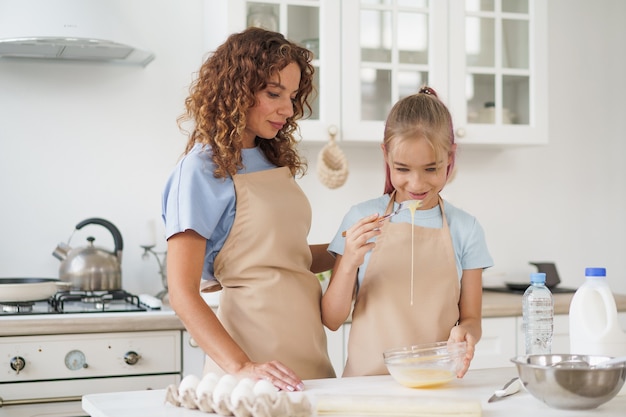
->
[164,373,313,417]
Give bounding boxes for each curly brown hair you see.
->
[177,27,315,179]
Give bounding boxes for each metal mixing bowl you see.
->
[511,354,626,410]
[383,341,466,388]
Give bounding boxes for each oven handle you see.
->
[0,395,81,407]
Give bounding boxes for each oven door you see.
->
[0,400,86,417]
[0,374,179,417]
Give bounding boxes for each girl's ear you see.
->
[381,143,390,162]
[448,144,457,164]
[446,143,457,181]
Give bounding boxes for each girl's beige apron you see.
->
[204,167,335,379]
[343,196,460,377]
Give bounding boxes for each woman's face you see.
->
[383,137,453,210]
[242,62,301,148]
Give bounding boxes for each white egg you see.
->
[230,378,255,405]
[212,374,237,403]
[253,379,278,399]
[178,374,200,396]
[195,372,220,399]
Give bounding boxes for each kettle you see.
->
[52,218,124,291]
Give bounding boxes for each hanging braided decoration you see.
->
[317,126,349,189]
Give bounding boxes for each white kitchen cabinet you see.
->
[473,315,569,370]
[335,318,512,374]
[325,326,346,377]
[343,323,351,372]
[204,0,339,143]
[329,312,619,375]
[342,0,548,145]
[515,314,569,356]
[477,312,626,372]
[448,0,548,145]
[204,0,547,145]
[328,313,626,375]
[182,330,206,377]
[472,317,517,369]
[515,312,626,357]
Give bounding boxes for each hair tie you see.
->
[419,86,435,95]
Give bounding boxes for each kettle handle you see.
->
[75,218,124,256]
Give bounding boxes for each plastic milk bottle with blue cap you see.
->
[569,267,626,356]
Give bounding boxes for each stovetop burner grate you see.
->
[0,290,147,315]
[1,301,35,314]
[50,290,146,313]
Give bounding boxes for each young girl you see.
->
[322,86,493,377]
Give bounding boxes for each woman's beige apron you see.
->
[203,167,335,379]
[343,195,460,377]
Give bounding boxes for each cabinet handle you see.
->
[455,127,466,138]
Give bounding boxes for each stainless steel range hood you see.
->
[0,0,155,66]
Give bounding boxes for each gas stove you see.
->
[0,290,159,316]
[0,291,178,416]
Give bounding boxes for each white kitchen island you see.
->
[82,367,626,417]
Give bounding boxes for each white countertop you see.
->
[82,367,626,417]
[4,292,625,337]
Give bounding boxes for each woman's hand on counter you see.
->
[237,360,304,392]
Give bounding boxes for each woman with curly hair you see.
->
[162,28,336,391]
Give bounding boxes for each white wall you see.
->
[1,0,625,297]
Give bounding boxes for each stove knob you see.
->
[10,356,25,375]
[124,351,142,365]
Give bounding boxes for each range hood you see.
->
[0,0,155,66]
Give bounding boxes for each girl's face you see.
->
[242,62,301,148]
[383,136,454,210]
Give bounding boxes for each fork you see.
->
[341,200,421,237]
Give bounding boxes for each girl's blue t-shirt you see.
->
[161,143,276,282]
[328,194,494,288]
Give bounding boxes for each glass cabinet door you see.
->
[212,0,546,144]
[448,0,548,145]
[341,0,440,142]
[227,1,339,142]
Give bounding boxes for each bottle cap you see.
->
[585,267,606,277]
[530,272,546,284]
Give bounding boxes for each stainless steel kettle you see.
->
[52,218,124,291]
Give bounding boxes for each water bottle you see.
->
[569,267,626,356]
[522,272,554,355]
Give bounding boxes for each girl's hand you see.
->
[448,326,477,378]
[238,360,304,391]
[341,213,381,270]
[322,213,382,330]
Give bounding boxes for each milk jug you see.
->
[569,267,626,356]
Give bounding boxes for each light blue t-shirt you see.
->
[161,143,276,282]
[328,194,494,288]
